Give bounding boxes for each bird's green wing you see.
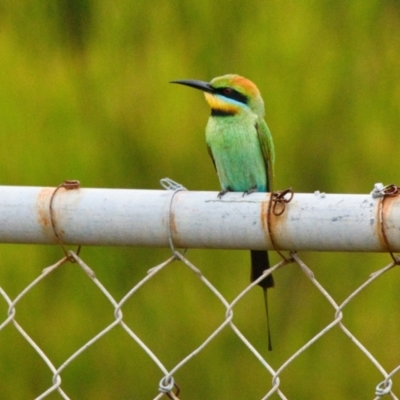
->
[255,118,275,191]
[207,144,217,171]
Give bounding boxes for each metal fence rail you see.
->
[0,183,399,251]
[1,182,399,399]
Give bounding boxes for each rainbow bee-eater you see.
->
[171,74,275,350]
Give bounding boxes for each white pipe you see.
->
[0,185,398,252]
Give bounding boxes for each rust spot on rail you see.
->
[261,191,292,254]
[168,191,180,247]
[259,194,277,251]
[36,186,69,242]
[36,187,53,230]
[260,195,270,243]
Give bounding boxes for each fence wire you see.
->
[1,246,399,399]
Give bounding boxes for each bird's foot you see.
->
[217,188,231,199]
[243,186,258,197]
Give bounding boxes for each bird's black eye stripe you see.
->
[214,87,248,104]
[211,108,235,117]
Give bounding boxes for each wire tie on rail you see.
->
[49,180,82,262]
[267,188,294,262]
[373,183,400,264]
[160,178,187,257]
[271,188,294,216]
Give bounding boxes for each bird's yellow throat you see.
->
[204,92,238,115]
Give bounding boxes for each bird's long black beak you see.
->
[170,79,214,94]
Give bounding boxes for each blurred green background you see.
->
[1,1,400,398]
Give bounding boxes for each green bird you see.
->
[171,74,275,350]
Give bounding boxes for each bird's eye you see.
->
[223,88,233,96]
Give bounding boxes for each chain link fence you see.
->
[1,183,399,399]
[1,249,399,399]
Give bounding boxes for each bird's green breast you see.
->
[206,112,267,192]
